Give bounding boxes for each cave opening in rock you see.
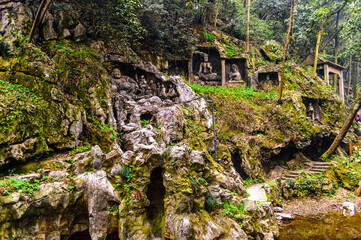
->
[265,145,299,174]
[231,151,248,180]
[106,231,120,240]
[140,113,153,122]
[303,136,335,160]
[146,167,166,237]
[64,229,91,240]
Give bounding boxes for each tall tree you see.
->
[333,12,340,90]
[246,0,251,51]
[214,0,221,28]
[278,0,301,102]
[312,0,348,78]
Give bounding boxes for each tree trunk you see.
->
[278,0,301,103]
[246,0,251,51]
[214,0,221,28]
[28,0,46,43]
[321,96,361,160]
[28,0,53,43]
[333,12,340,90]
[353,60,359,99]
[312,20,326,78]
[347,55,352,103]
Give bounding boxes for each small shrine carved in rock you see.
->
[302,97,322,124]
[254,71,280,90]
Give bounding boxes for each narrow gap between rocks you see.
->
[231,150,248,180]
[146,167,166,237]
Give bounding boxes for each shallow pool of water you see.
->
[279,212,361,240]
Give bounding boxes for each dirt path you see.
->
[282,188,361,216]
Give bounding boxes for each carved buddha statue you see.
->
[198,54,213,74]
[229,64,243,82]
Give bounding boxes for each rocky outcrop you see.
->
[0,142,278,239]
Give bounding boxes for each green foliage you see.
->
[109,203,119,216]
[225,45,238,57]
[76,0,144,48]
[0,79,47,127]
[222,201,246,220]
[0,177,40,196]
[287,172,331,198]
[198,177,209,186]
[139,1,196,58]
[243,175,264,188]
[190,84,277,101]
[284,179,295,188]
[218,0,273,41]
[201,31,215,42]
[140,119,150,126]
[67,183,76,193]
[92,121,118,141]
[340,4,361,58]
[205,194,219,212]
[65,158,75,164]
[120,165,134,182]
[69,145,91,155]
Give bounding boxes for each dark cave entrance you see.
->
[106,231,120,240]
[146,167,166,237]
[62,230,120,240]
[231,151,248,180]
[140,113,153,122]
[65,229,91,240]
[265,135,337,176]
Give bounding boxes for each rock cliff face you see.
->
[0,2,279,239]
[1,1,358,239]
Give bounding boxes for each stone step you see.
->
[282,177,296,180]
[310,167,328,171]
[312,164,331,168]
[308,169,324,173]
[312,162,332,166]
[283,173,299,177]
[281,161,333,181]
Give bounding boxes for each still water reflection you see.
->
[279,212,361,240]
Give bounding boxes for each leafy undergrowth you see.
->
[330,149,361,190]
[0,79,48,123]
[0,177,40,196]
[284,171,335,198]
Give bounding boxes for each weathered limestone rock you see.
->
[78,170,120,240]
[74,23,86,40]
[0,2,31,39]
[274,213,294,220]
[10,138,37,161]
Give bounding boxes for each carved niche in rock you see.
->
[255,72,279,90]
[229,64,242,82]
[110,68,139,95]
[193,48,222,85]
[302,97,322,124]
[109,63,178,101]
[224,58,247,87]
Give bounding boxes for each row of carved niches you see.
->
[302,97,322,124]
[109,67,177,100]
[193,49,222,85]
[256,72,279,90]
